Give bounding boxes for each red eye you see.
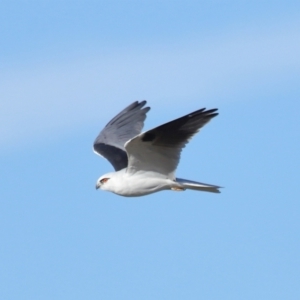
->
[100,178,109,184]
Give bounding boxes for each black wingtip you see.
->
[139,100,147,106]
[132,100,151,112]
[134,100,147,108]
[138,100,151,113]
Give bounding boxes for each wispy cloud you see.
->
[1,18,300,152]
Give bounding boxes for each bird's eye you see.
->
[100,178,109,184]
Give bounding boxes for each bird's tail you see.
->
[176,178,221,194]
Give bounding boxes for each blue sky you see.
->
[1,1,300,299]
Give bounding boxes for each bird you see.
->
[93,101,221,197]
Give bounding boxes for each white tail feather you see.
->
[176,178,221,194]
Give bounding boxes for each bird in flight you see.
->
[93,101,221,197]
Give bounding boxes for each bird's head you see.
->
[95,173,114,191]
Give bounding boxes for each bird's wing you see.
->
[93,101,150,171]
[125,108,218,178]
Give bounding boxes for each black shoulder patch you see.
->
[142,131,156,142]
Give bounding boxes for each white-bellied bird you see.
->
[93,101,221,197]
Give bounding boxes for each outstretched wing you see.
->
[94,101,150,171]
[125,107,218,178]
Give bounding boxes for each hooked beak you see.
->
[95,183,100,190]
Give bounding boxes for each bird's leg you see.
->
[171,186,185,191]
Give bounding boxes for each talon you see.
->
[171,186,185,191]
